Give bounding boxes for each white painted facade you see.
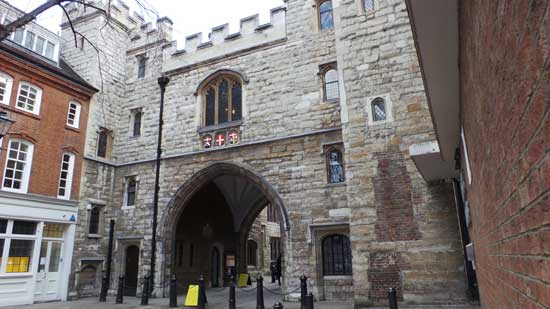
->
[0,191,77,307]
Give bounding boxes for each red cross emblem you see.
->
[228,130,239,145]
[215,133,225,146]
[202,135,212,148]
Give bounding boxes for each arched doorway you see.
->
[159,162,289,291]
[124,245,140,296]
[211,247,220,287]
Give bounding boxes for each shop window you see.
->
[12,220,37,235]
[43,223,65,238]
[0,219,6,233]
[322,234,352,276]
[7,239,34,273]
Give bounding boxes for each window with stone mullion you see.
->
[218,80,229,124]
[203,77,242,127]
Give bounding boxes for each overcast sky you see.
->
[7,0,284,46]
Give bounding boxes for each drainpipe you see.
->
[151,76,170,292]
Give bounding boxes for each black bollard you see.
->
[273,301,284,309]
[388,287,398,309]
[198,275,207,309]
[256,275,265,309]
[169,274,177,308]
[99,275,108,302]
[305,292,314,309]
[141,275,150,305]
[115,275,124,304]
[300,275,308,309]
[229,281,236,309]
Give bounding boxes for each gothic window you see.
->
[327,148,345,183]
[16,82,42,115]
[137,57,146,78]
[322,234,352,276]
[363,0,375,12]
[321,63,339,101]
[97,128,112,158]
[89,206,101,235]
[67,101,81,128]
[372,97,387,122]
[2,139,34,193]
[131,109,142,137]
[57,153,75,200]
[125,177,137,207]
[247,239,258,266]
[0,72,13,105]
[202,75,242,127]
[319,0,334,30]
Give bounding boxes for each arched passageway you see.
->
[159,162,289,290]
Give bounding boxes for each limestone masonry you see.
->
[60,0,469,306]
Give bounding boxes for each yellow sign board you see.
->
[184,285,199,307]
[237,273,249,287]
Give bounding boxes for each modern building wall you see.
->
[460,1,550,308]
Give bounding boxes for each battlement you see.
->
[61,0,172,45]
[163,6,286,73]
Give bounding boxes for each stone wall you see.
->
[460,1,550,308]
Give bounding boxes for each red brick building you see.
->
[407,0,549,308]
[0,2,96,306]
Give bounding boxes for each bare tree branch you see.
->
[59,3,77,48]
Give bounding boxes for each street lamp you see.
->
[0,111,14,139]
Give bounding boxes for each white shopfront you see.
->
[0,191,77,307]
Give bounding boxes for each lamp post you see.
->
[0,110,14,139]
[150,76,169,293]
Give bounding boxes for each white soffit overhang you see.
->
[406,0,460,181]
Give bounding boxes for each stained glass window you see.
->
[202,76,242,126]
[319,0,334,30]
[232,83,242,121]
[328,149,345,183]
[218,80,229,124]
[372,97,387,122]
[322,234,352,276]
[205,88,215,126]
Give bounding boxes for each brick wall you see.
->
[0,53,91,200]
[460,1,550,308]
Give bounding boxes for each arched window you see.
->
[319,0,334,30]
[97,128,112,158]
[247,239,258,266]
[125,177,137,207]
[323,68,339,101]
[322,234,352,276]
[57,152,75,199]
[89,207,100,234]
[3,139,34,193]
[327,149,345,183]
[67,101,81,128]
[372,97,387,122]
[202,75,242,127]
[0,72,14,105]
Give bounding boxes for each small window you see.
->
[0,72,14,105]
[96,128,112,158]
[89,206,101,235]
[322,234,352,276]
[363,0,375,12]
[43,223,65,238]
[124,177,137,207]
[2,139,34,193]
[13,28,24,44]
[327,148,345,183]
[23,31,35,49]
[131,110,142,137]
[267,204,279,223]
[367,94,393,125]
[57,153,75,200]
[16,82,42,114]
[137,57,146,78]
[247,239,258,266]
[270,237,281,260]
[201,75,243,127]
[319,0,334,30]
[35,36,45,54]
[322,66,339,101]
[67,101,81,128]
[45,42,55,59]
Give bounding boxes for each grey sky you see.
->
[7,0,284,46]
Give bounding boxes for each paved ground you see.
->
[16,282,480,309]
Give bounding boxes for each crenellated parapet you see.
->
[162,6,286,73]
[61,0,172,47]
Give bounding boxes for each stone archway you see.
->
[158,162,290,291]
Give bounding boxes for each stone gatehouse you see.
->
[60,0,468,306]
